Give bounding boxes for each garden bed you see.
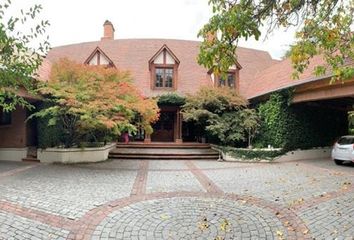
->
[37,143,116,164]
[212,145,285,162]
[212,145,331,162]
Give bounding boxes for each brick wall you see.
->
[0,107,27,148]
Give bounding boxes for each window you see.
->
[0,110,11,126]
[155,68,174,88]
[218,72,236,88]
[149,45,180,90]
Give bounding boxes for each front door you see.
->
[151,111,175,142]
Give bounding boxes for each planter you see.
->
[37,143,116,164]
[0,148,28,161]
[211,145,283,162]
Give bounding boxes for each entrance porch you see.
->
[144,106,183,143]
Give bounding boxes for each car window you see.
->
[337,137,354,145]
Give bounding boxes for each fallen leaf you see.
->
[215,237,224,240]
[198,217,210,231]
[220,219,229,231]
[160,214,170,220]
[276,230,285,240]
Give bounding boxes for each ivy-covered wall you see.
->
[254,91,348,150]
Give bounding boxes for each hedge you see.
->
[218,146,285,160]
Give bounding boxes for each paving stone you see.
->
[92,197,287,240]
[0,211,69,240]
[299,194,354,239]
[146,171,204,193]
[0,158,353,239]
[203,161,353,205]
[0,164,137,219]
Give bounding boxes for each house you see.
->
[0,20,352,161]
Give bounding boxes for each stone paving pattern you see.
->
[0,211,69,240]
[0,158,353,239]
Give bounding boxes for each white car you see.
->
[331,135,354,165]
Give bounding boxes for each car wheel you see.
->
[334,159,344,165]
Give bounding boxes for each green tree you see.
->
[198,0,354,81]
[0,1,50,111]
[182,86,259,146]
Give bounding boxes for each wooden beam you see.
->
[293,83,354,103]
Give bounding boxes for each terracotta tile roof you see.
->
[40,39,276,97]
[36,58,52,82]
[245,55,335,100]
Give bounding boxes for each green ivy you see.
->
[36,102,64,148]
[255,91,347,151]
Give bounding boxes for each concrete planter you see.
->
[0,148,28,161]
[37,143,116,164]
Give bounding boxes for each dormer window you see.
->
[149,45,180,90]
[218,72,236,88]
[84,47,115,68]
[209,62,241,90]
[155,68,173,88]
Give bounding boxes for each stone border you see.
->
[0,164,38,179]
[185,161,223,194]
[37,143,116,164]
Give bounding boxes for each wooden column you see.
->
[175,109,183,143]
[144,133,151,143]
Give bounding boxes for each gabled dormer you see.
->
[149,45,180,90]
[209,62,242,91]
[84,47,115,68]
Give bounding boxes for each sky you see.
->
[6,0,298,59]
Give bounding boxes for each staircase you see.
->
[22,146,39,162]
[109,142,220,160]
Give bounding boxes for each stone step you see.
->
[110,152,219,157]
[110,148,218,155]
[111,143,219,160]
[116,143,211,149]
[108,154,219,160]
[22,157,40,163]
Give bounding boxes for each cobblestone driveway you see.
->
[0,158,353,240]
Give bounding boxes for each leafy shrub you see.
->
[157,93,186,106]
[182,86,259,146]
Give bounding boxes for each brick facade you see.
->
[0,107,28,148]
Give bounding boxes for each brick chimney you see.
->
[101,20,115,40]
